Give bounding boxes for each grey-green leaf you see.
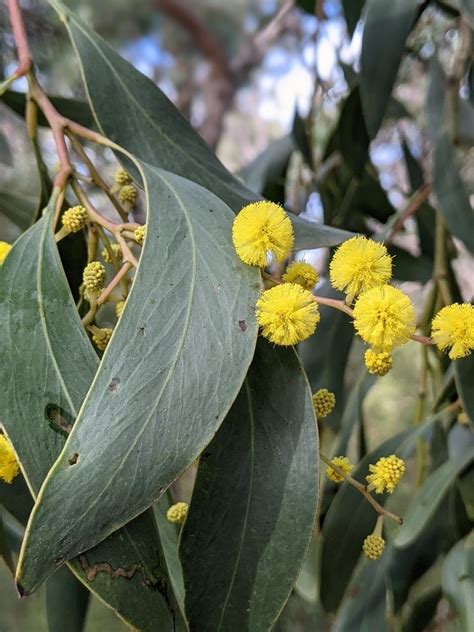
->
[0,203,184,629]
[394,447,474,548]
[432,132,474,254]
[0,188,38,231]
[46,566,90,632]
[180,341,319,631]
[441,533,474,632]
[360,0,419,138]
[17,165,260,593]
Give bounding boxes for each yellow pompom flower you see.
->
[366,454,405,494]
[134,225,146,246]
[329,236,392,296]
[0,241,12,264]
[256,283,319,346]
[364,349,393,376]
[114,167,133,186]
[232,201,294,267]
[363,534,385,560]
[92,327,113,351]
[61,206,88,233]
[282,261,319,290]
[326,456,354,483]
[312,389,336,418]
[166,502,188,524]
[353,285,416,350]
[0,435,20,484]
[83,262,106,295]
[101,243,122,264]
[431,303,474,360]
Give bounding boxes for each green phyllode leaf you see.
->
[16,165,260,593]
[180,341,319,631]
[441,532,474,632]
[49,0,352,252]
[0,201,185,630]
[360,0,420,138]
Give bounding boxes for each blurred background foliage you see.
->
[1,0,473,630]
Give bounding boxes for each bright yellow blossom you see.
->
[256,283,319,345]
[431,303,474,360]
[134,225,146,246]
[366,454,405,494]
[232,201,294,267]
[326,456,354,483]
[363,534,385,560]
[282,261,319,290]
[0,241,12,264]
[61,206,88,233]
[353,285,416,350]
[312,389,336,418]
[166,502,188,524]
[364,348,393,376]
[329,236,392,296]
[0,435,20,484]
[92,328,113,351]
[83,262,106,295]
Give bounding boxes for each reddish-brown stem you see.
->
[385,184,432,243]
[98,263,133,306]
[6,0,32,77]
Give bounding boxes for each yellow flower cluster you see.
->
[166,501,188,524]
[255,283,319,346]
[362,534,385,560]
[431,303,474,360]
[83,262,106,295]
[330,236,392,297]
[101,243,122,264]
[0,241,11,264]
[0,435,20,484]
[366,454,405,494]
[325,456,353,483]
[134,225,147,246]
[119,184,138,206]
[282,261,319,290]
[114,167,133,187]
[92,328,113,351]
[61,205,88,233]
[232,201,293,267]
[115,300,125,319]
[364,349,393,376]
[312,388,336,418]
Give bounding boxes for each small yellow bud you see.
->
[0,435,20,484]
[92,327,113,351]
[115,300,125,319]
[61,206,88,233]
[114,167,133,186]
[119,184,138,206]
[362,534,385,560]
[134,225,146,246]
[101,243,122,264]
[458,411,469,425]
[0,241,12,264]
[312,388,336,418]
[366,454,405,494]
[166,501,188,524]
[282,261,319,290]
[325,455,354,483]
[83,262,106,295]
[364,349,393,376]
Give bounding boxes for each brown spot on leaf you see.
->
[68,453,79,466]
[238,320,247,332]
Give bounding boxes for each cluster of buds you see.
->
[166,501,188,524]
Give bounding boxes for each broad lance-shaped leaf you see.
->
[17,165,260,592]
[455,355,474,423]
[0,202,185,630]
[360,0,420,138]
[180,340,319,631]
[442,533,474,632]
[49,0,353,251]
